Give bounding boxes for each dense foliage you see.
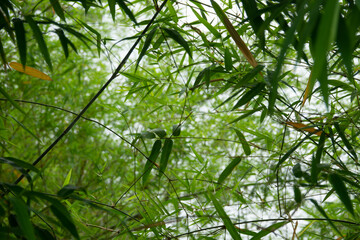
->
[1,0,360,239]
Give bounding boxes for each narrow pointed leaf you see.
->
[143,140,161,185]
[0,86,25,114]
[211,0,257,67]
[286,122,322,136]
[305,0,339,106]
[190,7,221,38]
[10,62,52,81]
[210,194,242,240]
[25,16,53,71]
[10,198,36,240]
[218,157,241,184]
[311,132,326,184]
[116,0,137,24]
[328,173,354,216]
[136,27,157,71]
[54,29,69,58]
[12,18,27,67]
[108,0,116,21]
[225,47,232,71]
[9,114,41,142]
[50,204,79,239]
[232,82,265,110]
[0,157,40,173]
[50,0,65,21]
[276,133,312,170]
[334,122,358,162]
[233,128,251,155]
[163,28,192,58]
[294,185,302,203]
[251,221,288,240]
[336,15,353,79]
[0,38,7,67]
[309,199,342,236]
[159,139,173,177]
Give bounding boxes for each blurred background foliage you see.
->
[1,0,360,239]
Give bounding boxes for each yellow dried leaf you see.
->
[286,121,322,136]
[9,62,52,81]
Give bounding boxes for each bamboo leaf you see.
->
[9,62,52,81]
[232,82,265,110]
[0,85,25,114]
[0,38,7,67]
[50,204,79,239]
[116,0,137,24]
[311,132,326,184]
[224,47,232,71]
[143,140,161,185]
[251,221,288,240]
[136,27,157,71]
[163,28,192,58]
[309,199,342,236]
[12,18,27,67]
[49,0,65,22]
[211,0,257,67]
[9,114,41,142]
[218,157,241,184]
[25,16,53,71]
[294,185,302,203]
[190,7,221,38]
[152,128,166,138]
[159,139,173,177]
[304,0,339,106]
[232,128,251,155]
[54,29,69,58]
[0,157,40,173]
[276,133,312,170]
[210,194,242,240]
[336,15,353,79]
[334,122,358,163]
[10,197,36,240]
[172,124,181,136]
[285,122,322,136]
[108,0,116,21]
[328,173,355,217]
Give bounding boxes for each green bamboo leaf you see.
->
[108,0,116,21]
[334,122,358,163]
[136,27,157,71]
[50,204,79,240]
[10,197,36,240]
[251,221,288,240]
[163,28,192,58]
[159,139,173,177]
[49,0,65,22]
[218,157,241,184]
[0,157,39,173]
[336,15,353,79]
[294,185,302,204]
[143,140,162,185]
[0,86,25,114]
[309,199,342,236]
[9,114,41,142]
[190,7,221,38]
[308,0,339,107]
[268,2,306,114]
[12,18,26,67]
[172,124,181,136]
[311,131,326,184]
[210,194,242,240]
[25,16,53,71]
[328,173,354,217]
[116,0,137,24]
[276,133,312,170]
[54,29,69,58]
[232,82,265,110]
[152,128,166,138]
[240,0,265,48]
[34,227,56,240]
[225,47,232,71]
[232,128,251,155]
[292,163,303,178]
[0,38,7,67]
[141,131,156,139]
